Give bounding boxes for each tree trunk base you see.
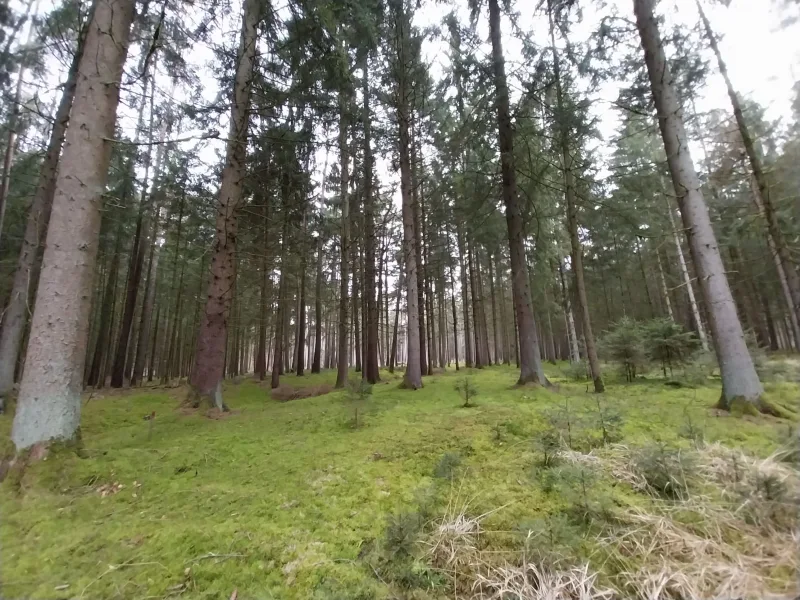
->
[0,434,84,487]
[185,382,229,412]
[516,375,552,388]
[593,377,605,393]
[399,377,422,390]
[716,394,795,418]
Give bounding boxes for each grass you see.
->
[0,363,797,599]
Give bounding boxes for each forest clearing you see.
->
[2,361,798,599]
[0,0,799,596]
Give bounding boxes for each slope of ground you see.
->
[1,363,797,599]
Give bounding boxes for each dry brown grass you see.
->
[270,384,333,402]
[426,442,799,600]
[473,561,615,600]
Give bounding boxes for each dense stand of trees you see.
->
[0,0,798,449]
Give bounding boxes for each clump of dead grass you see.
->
[559,442,799,599]
[270,384,332,402]
[473,561,615,600]
[600,501,798,599]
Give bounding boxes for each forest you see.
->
[0,0,798,597]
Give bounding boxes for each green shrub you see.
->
[346,380,373,428]
[680,350,717,386]
[642,318,700,378]
[433,452,462,479]
[677,407,705,445]
[454,377,478,407]
[633,444,696,499]
[383,512,423,559]
[593,396,624,446]
[562,360,588,381]
[600,317,646,382]
[535,428,562,468]
[518,514,583,563]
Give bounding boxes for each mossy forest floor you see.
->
[1,362,798,599]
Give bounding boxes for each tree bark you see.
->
[410,119,427,377]
[487,252,502,364]
[296,250,307,377]
[162,202,187,384]
[271,215,290,389]
[666,197,709,351]
[394,1,422,389]
[132,205,163,386]
[656,247,674,320]
[335,81,351,388]
[634,0,763,409]
[547,3,602,389]
[189,0,259,410]
[566,176,603,391]
[697,0,800,334]
[744,171,800,350]
[389,271,401,373]
[0,35,81,406]
[0,0,36,246]
[556,259,581,363]
[456,223,473,367]
[312,234,323,373]
[361,53,380,383]
[110,71,160,388]
[11,0,136,450]
[86,230,122,388]
[255,195,270,379]
[488,0,546,385]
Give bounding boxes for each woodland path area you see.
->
[1,361,798,599]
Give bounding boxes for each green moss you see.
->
[0,365,795,599]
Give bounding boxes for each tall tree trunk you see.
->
[395,2,422,389]
[447,231,460,370]
[0,36,81,406]
[147,301,161,382]
[335,82,351,388]
[467,238,484,367]
[87,230,122,387]
[312,234,323,373]
[162,194,187,384]
[389,272,401,374]
[296,254,307,377]
[254,196,270,379]
[697,0,800,332]
[410,120,427,377]
[557,260,581,364]
[547,4,602,390]
[566,181,603,391]
[634,0,764,409]
[353,248,362,372]
[656,247,674,320]
[11,0,136,450]
[189,0,259,410]
[488,0,546,385]
[271,218,290,389]
[637,240,655,317]
[666,198,709,351]
[0,0,36,246]
[438,270,447,368]
[745,171,800,350]
[132,206,163,386]
[498,259,511,365]
[362,53,380,383]
[456,223,473,367]
[488,252,501,365]
[110,71,164,388]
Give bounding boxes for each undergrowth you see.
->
[0,363,797,599]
